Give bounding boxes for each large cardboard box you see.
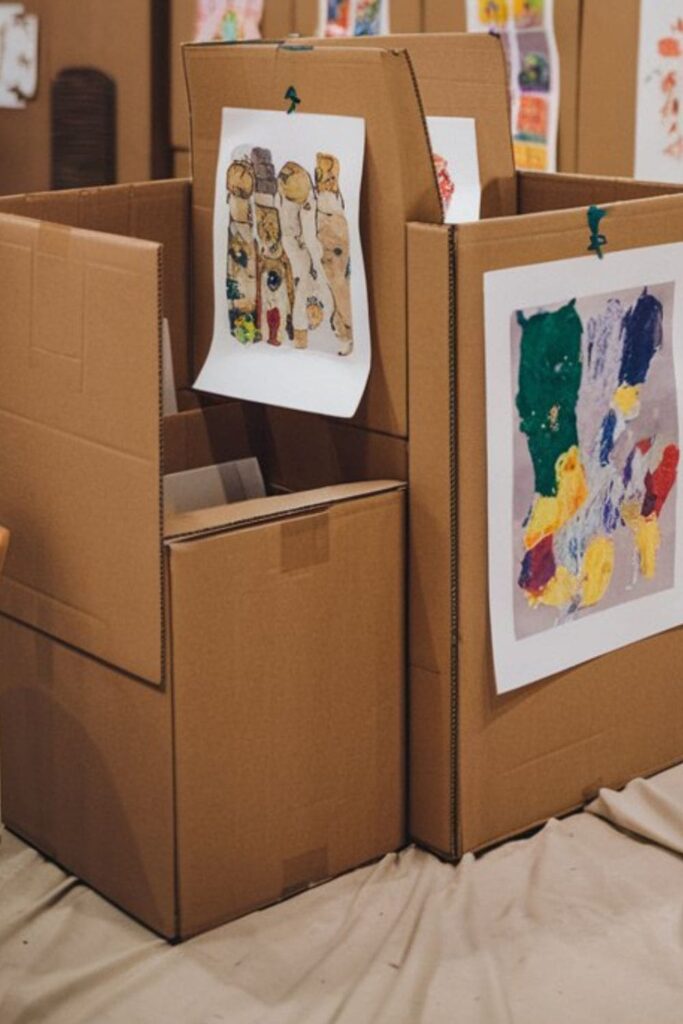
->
[422,0,584,172]
[407,170,683,859]
[576,0,639,178]
[0,39,438,937]
[0,177,406,938]
[0,0,169,195]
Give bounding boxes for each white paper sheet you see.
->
[162,318,179,416]
[195,108,370,418]
[485,244,683,693]
[635,0,683,183]
[193,0,263,42]
[426,116,481,224]
[465,0,559,172]
[318,0,390,37]
[0,4,38,109]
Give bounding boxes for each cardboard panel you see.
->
[421,0,584,174]
[173,149,192,178]
[0,213,164,684]
[0,0,164,195]
[407,185,683,857]
[184,42,441,438]
[0,615,176,938]
[577,0,640,177]
[313,33,516,217]
[168,486,406,937]
[519,171,683,214]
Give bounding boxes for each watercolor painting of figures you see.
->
[196,108,370,418]
[635,2,683,183]
[513,284,679,638]
[485,245,683,693]
[194,0,263,42]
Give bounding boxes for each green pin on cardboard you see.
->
[285,86,300,115]
[587,205,608,259]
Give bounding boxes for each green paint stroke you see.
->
[516,299,583,497]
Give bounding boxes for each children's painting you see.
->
[426,116,481,223]
[466,0,559,171]
[485,244,683,692]
[0,4,38,109]
[194,0,263,42]
[635,1,683,183]
[319,0,389,37]
[195,108,370,417]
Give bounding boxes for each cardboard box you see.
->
[0,175,407,938]
[0,0,170,195]
[173,148,191,178]
[576,0,638,178]
[421,0,584,172]
[407,172,683,860]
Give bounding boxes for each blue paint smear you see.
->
[599,409,618,466]
[618,289,663,387]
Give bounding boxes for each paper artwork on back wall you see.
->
[194,108,371,417]
[320,0,390,37]
[635,0,683,183]
[426,116,481,223]
[0,3,39,109]
[485,244,683,693]
[465,0,559,172]
[194,0,263,42]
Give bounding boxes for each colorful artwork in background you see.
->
[635,1,683,182]
[426,115,482,223]
[466,0,559,172]
[319,0,389,37]
[0,3,39,109]
[194,0,263,42]
[514,284,679,636]
[485,245,683,693]
[197,108,370,418]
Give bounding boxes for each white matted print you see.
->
[319,0,390,37]
[195,108,370,418]
[426,116,481,223]
[193,0,263,42]
[635,0,683,183]
[485,244,683,693]
[0,4,38,109]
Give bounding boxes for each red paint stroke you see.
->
[642,443,679,518]
[267,307,281,345]
[433,153,455,211]
[519,534,556,597]
[659,37,682,58]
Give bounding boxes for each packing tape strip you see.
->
[280,511,330,572]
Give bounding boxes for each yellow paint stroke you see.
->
[527,566,579,609]
[623,510,661,580]
[580,536,615,607]
[612,384,641,419]
[524,446,588,550]
[478,0,508,26]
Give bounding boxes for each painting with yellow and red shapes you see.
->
[512,283,679,639]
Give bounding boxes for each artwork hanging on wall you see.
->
[194,0,263,42]
[319,0,390,37]
[195,108,371,417]
[485,244,683,692]
[635,0,683,183]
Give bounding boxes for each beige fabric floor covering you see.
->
[2,766,683,1023]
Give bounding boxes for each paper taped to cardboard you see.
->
[195,107,371,418]
[426,116,481,223]
[0,4,38,109]
[320,0,390,36]
[194,0,263,41]
[485,243,683,692]
[635,0,683,184]
[466,0,559,172]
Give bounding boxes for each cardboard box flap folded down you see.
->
[183,42,442,437]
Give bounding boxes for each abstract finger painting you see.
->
[485,246,683,692]
[196,109,370,418]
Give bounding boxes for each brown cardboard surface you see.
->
[407,185,683,858]
[0,0,166,194]
[519,170,683,213]
[168,486,405,936]
[311,33,516,217]
[0,211,164,685]
[421,1,584,173]
[184,42,441,437]
[0,615,176,937]
[173,150,191,178]
[577,0,639,177]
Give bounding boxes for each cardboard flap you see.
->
[165,479,405,540]
[0,212,164,685]
[184,41,442,438]
[311,33,517,218]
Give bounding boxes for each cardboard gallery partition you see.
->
[0,39,446,938]
[422,0,584,173]
[408,172,683,859]
[0,0,170,195]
